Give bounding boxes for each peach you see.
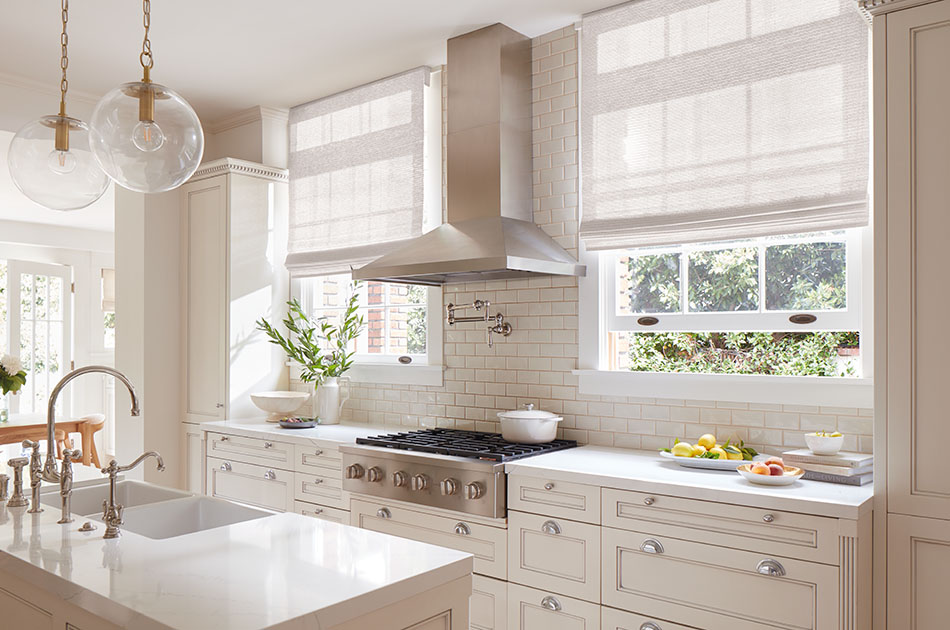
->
[768,463,785,476]
[764,456,784,467]
[751,463,771,476]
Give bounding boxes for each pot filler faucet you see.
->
[42,366,141,484]
[445,299,512,348]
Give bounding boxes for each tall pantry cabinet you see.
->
[179,158,290,492]
[870,1,950,628]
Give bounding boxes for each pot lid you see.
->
[497,403,561,420]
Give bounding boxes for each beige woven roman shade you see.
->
[580,0,869,250]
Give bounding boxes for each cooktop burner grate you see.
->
[355,428,577,462]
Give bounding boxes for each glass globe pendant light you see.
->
[6,0,110,211]
[89,0,204,193]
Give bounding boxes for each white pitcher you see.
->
[316,376,349,425]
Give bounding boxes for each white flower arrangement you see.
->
[0,353,27,396]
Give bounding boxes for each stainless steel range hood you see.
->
[353,23,585,286]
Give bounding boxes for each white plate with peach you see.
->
[737,457,804,486]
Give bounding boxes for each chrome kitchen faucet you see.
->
[101,451,165,539]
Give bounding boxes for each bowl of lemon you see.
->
[659,433,760,471]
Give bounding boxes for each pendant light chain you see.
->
[140,0,154,81]
[59,0,69,116]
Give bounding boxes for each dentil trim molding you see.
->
[857,0,942,18]
[189,157,288,183]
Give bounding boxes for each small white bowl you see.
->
[804,433,845,455]
[251,391,311,422]
[737,463,804,486]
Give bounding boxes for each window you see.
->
[293,274,442,383]
[603,230,863,377]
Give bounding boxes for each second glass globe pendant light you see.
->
[89,0,204,193]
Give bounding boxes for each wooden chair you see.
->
[55,413,105,467]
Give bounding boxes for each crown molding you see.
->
[189,157,288,183]
[857,0,940,18]
[0,71,100,106]
[206,105,289,135]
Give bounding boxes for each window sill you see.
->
[290,363,444,387]
[573,370,873,408]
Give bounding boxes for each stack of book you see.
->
[781,449,873,485]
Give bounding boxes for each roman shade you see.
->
[580,0,869,250]
[286,67,429,276]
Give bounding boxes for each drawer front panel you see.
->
[294,472,348,510]
[473,575,508,630]
[601,606,701,630]
[508,510,600,603]
[295,443,343,474]
[351,498,507,580]
[509,475,601,524]
[206,456,292,512]
[602,527,838,630]
[602,488,839,564]
[507,582,600,630]
[294,500,349,525]
[207,432,294,470]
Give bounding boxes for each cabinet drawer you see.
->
[509,475,600,524]
[206,456,293,512]
[602,488,839,564]
[473,575,507,630]
[507,582,600,630]
[294,500,349,525]
[601,606,699,630]
[350,497,508,580]
[206,432,294,470]
[294,471,348,510]
[294,443,343,474]
[602,527,838,630]
[508,510,600,603]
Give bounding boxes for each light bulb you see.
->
[46,149,77,174]
[132,120,165,152]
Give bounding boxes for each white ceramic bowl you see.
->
[804,433,845,455]
[250,391,311,422]
[737,463,804,486]
[497,404,562,444]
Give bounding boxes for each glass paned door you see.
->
[6,261,72,416]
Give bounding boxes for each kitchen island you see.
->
[0,499,472,630]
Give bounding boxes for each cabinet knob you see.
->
[544,482,555,491]
[264,470,276,480]
[311,478,324,485]
[376,507,392,519]
[219,462,232,472]
[309,508,323,516]
[216,403,224,409]
[392,471,408,487]
[540,595,562,611]
[762,513,774,523]
[640,623,662,630]
[313,450,323,456]
[219,436,229,442]
[639,538,664,554]
[264,442,274,449]
[541,520,562,535]
[643,496,655,505]
[453,522,471,536]
[756,559,786,577]
[345,464,365,480]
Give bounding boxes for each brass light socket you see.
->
[53,116,70,152]
[138,84,156,123]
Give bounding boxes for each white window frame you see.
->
[577,227,874,407]
[290,275,443,387]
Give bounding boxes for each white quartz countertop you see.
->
[0,503,471,630]
[505,446,873,519]
[202,420,394,446]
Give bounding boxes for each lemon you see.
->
[691,444,707,457]
[697,434,717,450]
[671,442,694,458]
[708,446,727,460]
[724,445,742,460]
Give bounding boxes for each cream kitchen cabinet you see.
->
[180,159,289,488]
[182,422,205,493]
[206,456,294,512]
[506,582,600,630]
[870,0,950,626]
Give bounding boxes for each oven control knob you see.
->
[345,464,365,480]
[367,466,384,483]
[410,474,429,492]
[440,478,460,496]
[464,482,485,500]
[392,471,408,487]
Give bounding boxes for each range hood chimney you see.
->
[353,23,585,286]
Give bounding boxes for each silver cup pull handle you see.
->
[220,462,232,472]
[756,559,786,577]
[454,522,471,536]
[264,470,277,480]
[640,538,664,554]
[376,507,392,519]
[640,623,662,630]
[264,442,274,449]
[541,520,562,535]
[540,595,562,611]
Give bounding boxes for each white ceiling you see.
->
[0,130,116,233]
[0,0,613,125]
